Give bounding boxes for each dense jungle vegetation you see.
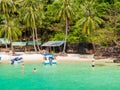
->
[0,0,120,52]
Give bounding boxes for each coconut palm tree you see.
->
[20,0,44,52]
[76,0,104,51]
[55,0,76,52]
[0,0,17,48]
[0,19,22,51]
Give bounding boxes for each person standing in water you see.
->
[21,63,24,73]
[92,60,95,67]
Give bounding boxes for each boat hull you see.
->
[44,60,57,65]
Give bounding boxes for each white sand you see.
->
[56,54,95,62]
[0,53,44,63]
[0,52,114,63]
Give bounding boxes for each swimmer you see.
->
[33,68,37,73]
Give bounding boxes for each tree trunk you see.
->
[10,38,14,55]
[32,29,37,53]
[5,38,8,49]
[90,34,95,54]
[34,28,40,52]
[5,18,8,49]
[63,17,68,53]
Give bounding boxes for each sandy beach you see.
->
[0,52,114,64]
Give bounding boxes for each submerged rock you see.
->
[113,59,120,63]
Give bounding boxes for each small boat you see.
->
[10,57,23,65]
[43,54,57,65]
[44,60,57,65]
[0,57,1,63]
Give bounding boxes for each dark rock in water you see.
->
[113,59,120,63]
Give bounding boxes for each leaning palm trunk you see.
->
[90,35,95,54]
[32,29,37,53]
[92,42,96,53]
[34,28,40,52]
[10,38,14,54]
[63,17,68,53]
[5,43,8,49]
[4,29,8,49]
[5,38,8,49]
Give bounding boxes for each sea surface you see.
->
[0,61,120,90]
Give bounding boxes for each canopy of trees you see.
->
[0,0,120,51]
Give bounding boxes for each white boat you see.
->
[0,57,1,63]
[44,60,57,65]
[43,54,57,65]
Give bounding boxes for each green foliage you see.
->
[0,19,22,41]
[43,1,60,29]
[101,41,111,46]
[0,0,120,47]
[0,14,4,23]
[20,0,44,28]
[50,32,65,40]
[76,0,104,45]
[67,27,91,43]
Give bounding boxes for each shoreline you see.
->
[0,52,114,63]
[0,58,114,64]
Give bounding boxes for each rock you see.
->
[113,59,120,63]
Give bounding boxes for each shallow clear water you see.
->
[0,62,120,90]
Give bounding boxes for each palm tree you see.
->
[76,0,104,51]
[0,0,17,48]
[21,0,44,52]
[55,0,76,52]
[0,19,22,51]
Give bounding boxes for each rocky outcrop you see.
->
[94,46,120,62]
[113,56,120,63]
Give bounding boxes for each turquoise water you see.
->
[0,62,120,90]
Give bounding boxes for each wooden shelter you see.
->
[41,41,65,53]
[12,42,27,52]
